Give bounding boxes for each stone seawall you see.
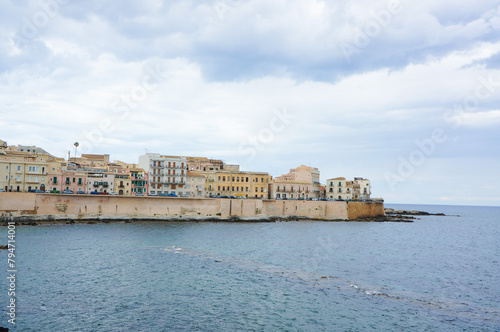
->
[0,193,385,222]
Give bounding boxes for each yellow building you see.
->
[0,151,51,192]
[213,167,269,198]
[114,174,132,195]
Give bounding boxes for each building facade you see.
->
[138,154,187,196]
[270,165,321,199]
[212,166,269,198]
[114,174,131,195]
[85,172,115,194]
[0,151,50,192]
[326,177,371,200]
[186,171,206,197]
[129,168,148,195]
[48,172,87,193]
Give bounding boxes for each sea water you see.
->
[1,204,499,331]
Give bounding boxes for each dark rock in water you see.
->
[384,209,447,216]
[0,245,8,250]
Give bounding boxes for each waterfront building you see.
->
[213,165,270,198]
[129,168,148,195]
[138,153,187,196]
[0,150,50,192]
[186,171,206,197]
[326,177,371,200]
[186,157,223,172]
[114,174,131,195]
[85,171,115,194]
[270,165,321,199]
[48,171,88,193]
[269,179,313,199]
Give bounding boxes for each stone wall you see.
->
[0,193,384,220]
[346,200,385,219]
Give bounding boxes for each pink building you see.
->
[48,172,87,193]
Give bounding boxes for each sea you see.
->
[1,204,499,331]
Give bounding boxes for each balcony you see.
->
[118,185,125,188]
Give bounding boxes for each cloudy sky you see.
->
[1,0,499,206]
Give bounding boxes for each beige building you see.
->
[73,154,110,168]
[269,179,313,199]
[114,174,132,195]
[326,177,371,200]
[0,151,51,192]
[85,171,115,194]
[270,165,322,199]
[186,157,223,172]
[186,171,206,197]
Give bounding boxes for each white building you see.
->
[138,153,187,196]
[326,177,371,200]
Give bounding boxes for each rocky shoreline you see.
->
[384,208,446,216]
[0,214,407,226]
[0,209,451,226]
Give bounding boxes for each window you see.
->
[223,176,225,181]
[53,177,57,184]
[73,178,76,183]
